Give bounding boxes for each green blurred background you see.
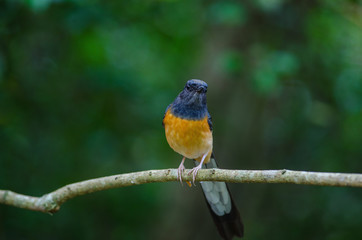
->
[1,0,362,239]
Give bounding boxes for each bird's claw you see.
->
[188,165,202,186]
[177,157,186,185]
[177,164,185,185]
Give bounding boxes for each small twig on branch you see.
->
[1,169,361,213]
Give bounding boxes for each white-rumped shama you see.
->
[162,79,244,240]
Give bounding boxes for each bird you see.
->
[162,79,244,240]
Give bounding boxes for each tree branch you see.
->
[1,169,361,213]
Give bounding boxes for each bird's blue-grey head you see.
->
[171,79,208,120]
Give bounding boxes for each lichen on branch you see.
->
[1,169,361,213]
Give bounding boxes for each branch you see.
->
[1,169,361,213]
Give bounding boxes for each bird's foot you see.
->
[187,152,209,185]
[177,157,186,184]
[188,163,203,186]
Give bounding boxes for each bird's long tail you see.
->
[195,153,244,239]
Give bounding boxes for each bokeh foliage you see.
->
[1,0,361,239]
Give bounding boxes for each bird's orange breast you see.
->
[163,109,213,163]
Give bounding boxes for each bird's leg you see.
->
[188,152,208,185]
[177,157,186,184]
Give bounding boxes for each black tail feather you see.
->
[203,184,244,239]
[196,154,244,239]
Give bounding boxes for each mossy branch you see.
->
[1,169,361,213]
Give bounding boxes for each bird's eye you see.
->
[186,85,192,91]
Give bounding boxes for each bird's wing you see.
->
[207,112,213,131]
[162,104,172,127]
